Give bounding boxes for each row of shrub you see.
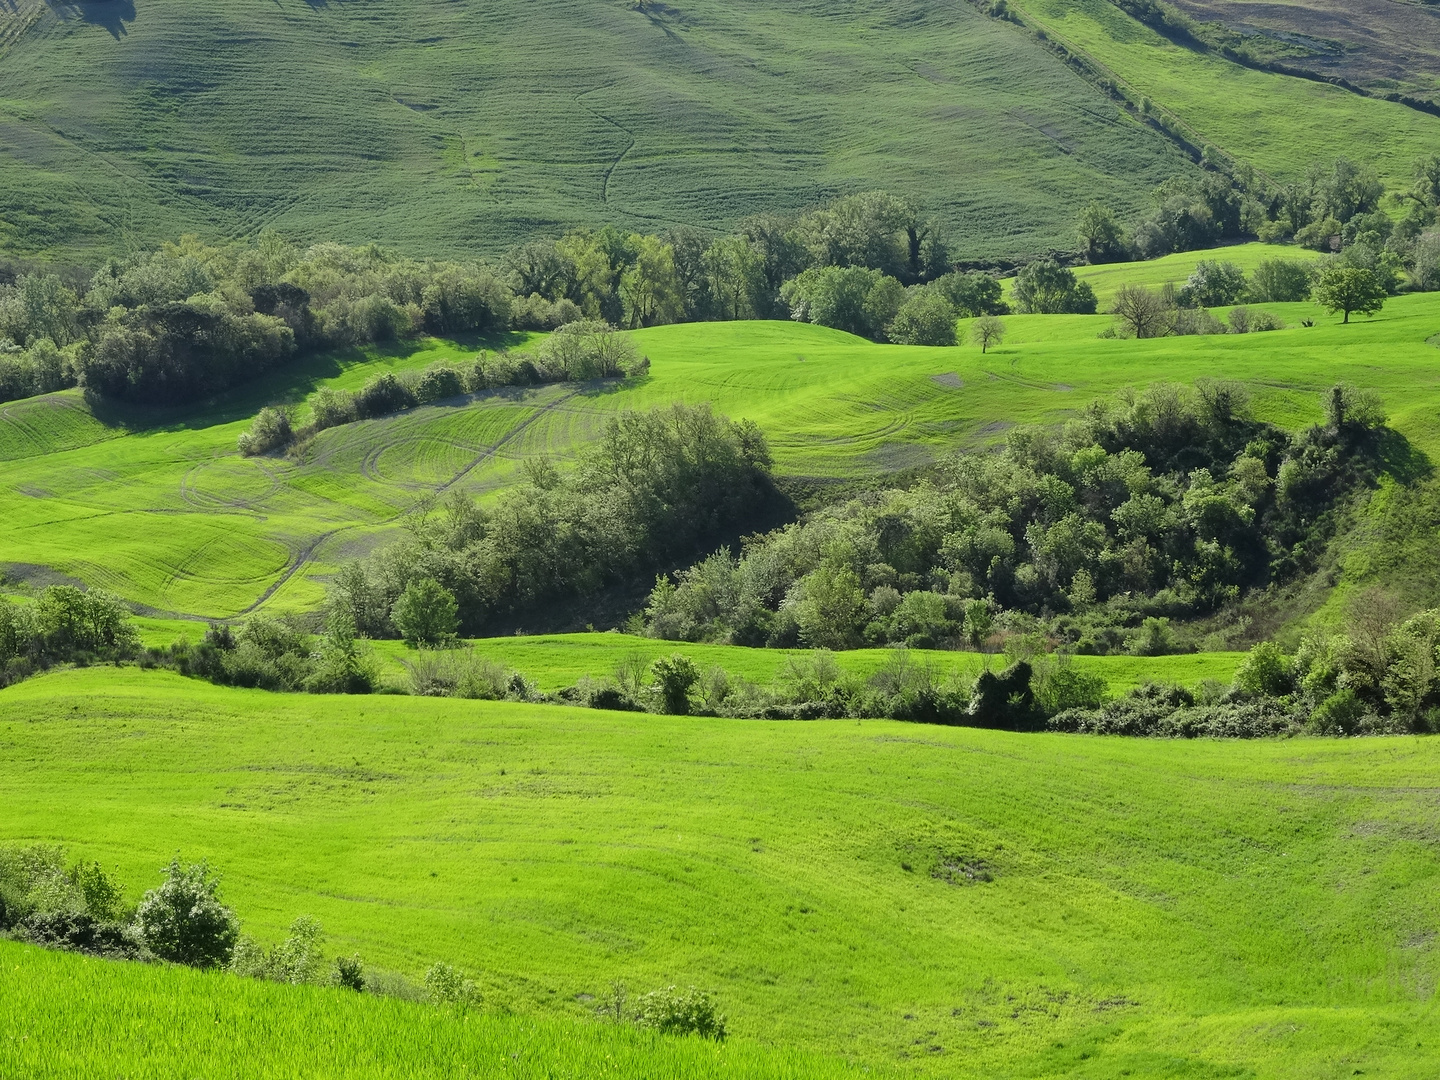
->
[0,843,726,1038]
[238,320,650,455]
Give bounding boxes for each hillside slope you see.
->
[0,0,1194,261]
[2,667,1437,1077]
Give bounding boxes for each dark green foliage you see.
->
[1176,261,1248,308]
[333,954,366,992]
[967,661,1042,730]
[0,586,139,686]
[651,655,701,715]
[780,266,906,339]
[237,405,295,456]
[930,271,1010,317]
[1049,683,1301,737]
[331,404,775,637]
[134,858,240,969]
[392,579,460,648]
[646,382,1392,653]
[0,844,139,960]
[1012,260,1098,314]
[632,987,728,1041]
[1249,259,1316,302]
[1131,174,1246,258]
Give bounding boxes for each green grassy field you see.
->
[0,0,1195,263]
[1066,243,1324,304]
[352,633,1246,696]
[1,666,1437,1077]
[0,940,866,1080]
[4,287,1438,620]
[1007,0,1440,186]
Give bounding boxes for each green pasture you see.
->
[0,0,1193,263]
[0,941,864,1080]
[1,667,1436,1077]
[1065,242,1325,304]
[3,294,1439,619]
[357,633,1245,696]
[1008,0,1440,187]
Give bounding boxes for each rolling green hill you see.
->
[3,281,1438,622]
[2,666,1437,1077]
[1006,0,1440,186]
[0,0,1196,263]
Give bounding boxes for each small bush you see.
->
[1233,641,1293,698]
[333,953,366,992]
[632,986,728,1040]
[404,648,510,699]
[230,915,325,984]
[652,654,701,715]
[425,962,480,1009]
[311,387,359,430]
[237,404,295,456]
[133,858,240,969]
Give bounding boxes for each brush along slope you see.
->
[0,666,1436,1077]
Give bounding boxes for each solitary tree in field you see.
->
[1313,266,1387,324]
[1109,284,1170,339]
[970,314,1005,353]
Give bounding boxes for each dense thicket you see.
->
[328,404,776,638]
[643,382,1390,655]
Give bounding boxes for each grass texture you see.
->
[0,667,1436,1076]
[0,0,1193,262]
[1008,0,1440,187]
[0,939,863,1080]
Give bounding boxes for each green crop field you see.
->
[2,667,1438,1077]
[1007,0,1440,186]
[0,940,863,1080]
[4,288,1438,621]
[0,0,1197,263]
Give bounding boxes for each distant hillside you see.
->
[0,0,1196,262]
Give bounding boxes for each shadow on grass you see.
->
[81,330,529,437]
[1376,428,1434,486]
[46,0,135,38]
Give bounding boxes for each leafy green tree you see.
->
[793,564,867,648]
[1077,202,1125,263]
[1177,261,1247,307]
[1012,260,1097,314]
[703,236,766,320]
[619,235,683,328]
[886,289,957,345]
[1250,259,1315,302]
[502,238,574,300]
[931,271,1008,317]
[135,858,241,968]
[391,578,459,647]
[1313,266,1387,323]
[780,266,904,338]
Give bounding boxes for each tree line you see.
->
[642,382,1391,657]
[6,154,1437,408]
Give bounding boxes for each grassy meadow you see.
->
[0,0,1194,262]
[0,940,865,1080]
[1008,0,1440,186]
[0,666,1437,1077]
[3,259,1437,621]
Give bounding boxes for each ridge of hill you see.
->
[0,0,1196,263]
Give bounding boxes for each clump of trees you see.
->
[163,614,380,695]
[0,585,139,687]
[326,403,777,638]
[641,382,1391,656]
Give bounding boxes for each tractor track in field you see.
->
[227,382,597,619]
